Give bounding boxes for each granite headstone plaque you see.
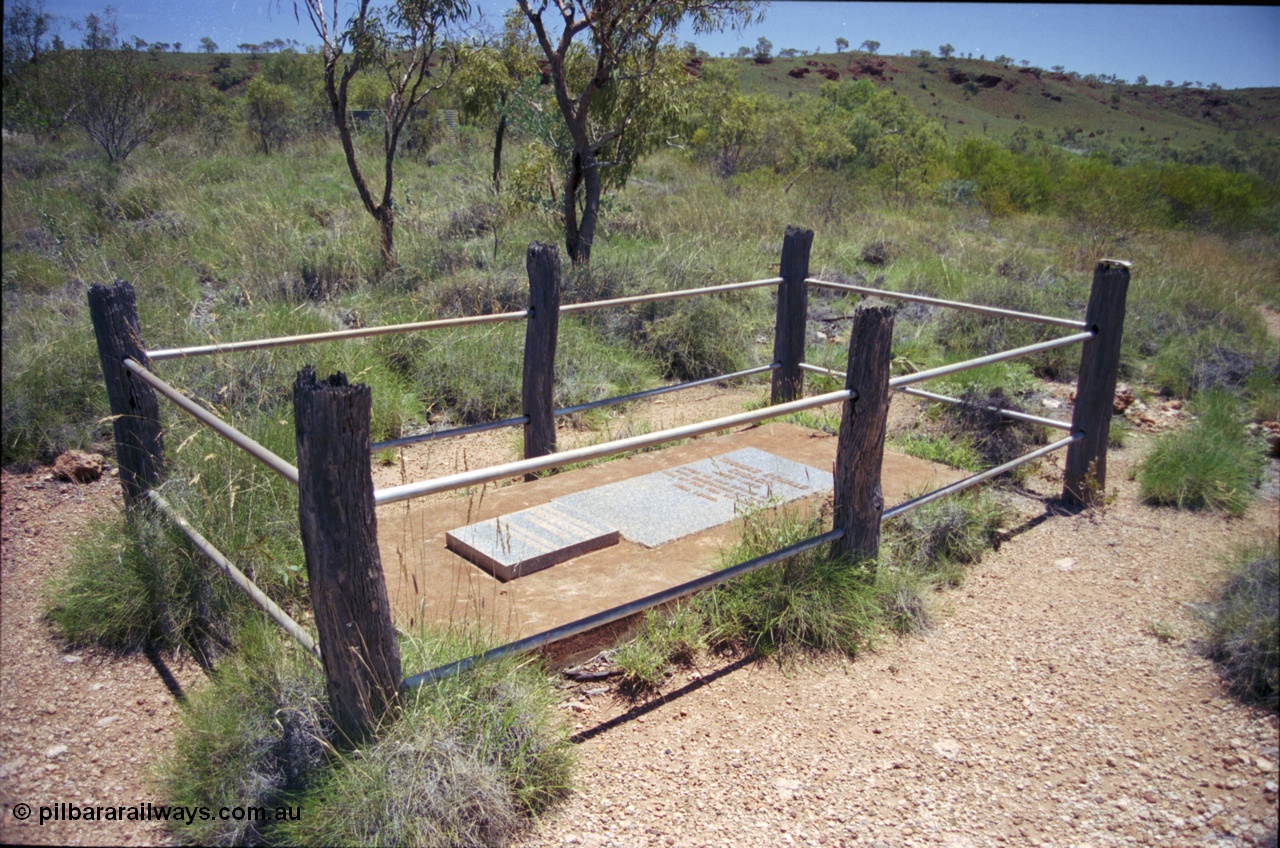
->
[554,447,832,547]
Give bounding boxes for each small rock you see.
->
[95,715,120,728]
[933,738,962,760]
[63,654,84,663]
[53,450,105,483]
[1256,757,1274,772]
[42,703,57,715]
[44,744,68,759]
[1055,557,1076,571]
[0,757,27,778]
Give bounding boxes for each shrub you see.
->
[613,602,706,693]
[279,630,572,847]
[1139,390,1266,515]
[160,622,331,845]
[877,490,1006,632]
[163,626,572,847]
[635,296,754,381]
[701,506,880,658]
[1198,541,1279,711]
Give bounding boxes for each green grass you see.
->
[609,489,1009,683]
[613,602,707,693]
[700,505,882,659]
[891,431,984,470]
[1197,539,1279,712]
[1139,389,1267,515]
[161,623,572,847]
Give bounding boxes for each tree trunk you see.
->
[492,102,507,193]
[564,150,582,262]
[575,147,602,266]
[376,205,395,271]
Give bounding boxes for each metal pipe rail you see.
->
[887,332,1095,389]
[805,278,1089,330]
[147,491,321,662]
[403,528,844,688]
[553,363,778,417]
[798,364,1070,431]
[373,415,529,452]
[881,432,1083,521]
[147,310,530,361]
[371,364,779,452]
[897,386,1071,431]
[146,278,783,362]
[123,359,300,485]
[559,277,782,314]
[374,387,856,506]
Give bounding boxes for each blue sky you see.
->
[27,2,1280,90]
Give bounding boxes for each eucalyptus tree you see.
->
[516,0,758,265]
[295,0,470,269]
[455,8,539,192]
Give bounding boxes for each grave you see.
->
[377,422,966,642]
[445,448,833,580]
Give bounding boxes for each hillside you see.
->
[728,51,1280,158]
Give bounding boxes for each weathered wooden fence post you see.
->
[1063,259,1131,506]
[522,241,561,475]
[832,306,896,564]
[770,226,814,405]
[87,280,166,510]
[294,366,401,744]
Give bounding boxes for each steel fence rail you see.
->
[402,528,844,688]
[897,386,1072,430]
[147,278,783,362]
[123,358,300,485]
[373,415,530,452]
[559,277,782,314]
[553,363,779,417]
[374,387,856,506]
[146,310,530,361]
[799,364,1071,431]
[371,364,780,452]
[147,491,321,662]
[805,278,1089,329]
[881,432,1083,522]
[887,332,1095,389]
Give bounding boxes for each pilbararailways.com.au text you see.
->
[34,801,301,826]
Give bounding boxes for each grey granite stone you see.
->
[446,501,620,582]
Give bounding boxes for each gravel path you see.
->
[1,406,1276,847]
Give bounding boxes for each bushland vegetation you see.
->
[5,3,1279,839]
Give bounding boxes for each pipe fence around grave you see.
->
[89,228,1129,733]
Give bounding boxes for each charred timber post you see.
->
[293,367,401,744]
[522,242,561,476]
[832,306,896,565]
[770,226,814,405]
[87,280,166,510]
[1064,260,1130,505]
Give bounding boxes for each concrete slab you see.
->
[378,423,967,648]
